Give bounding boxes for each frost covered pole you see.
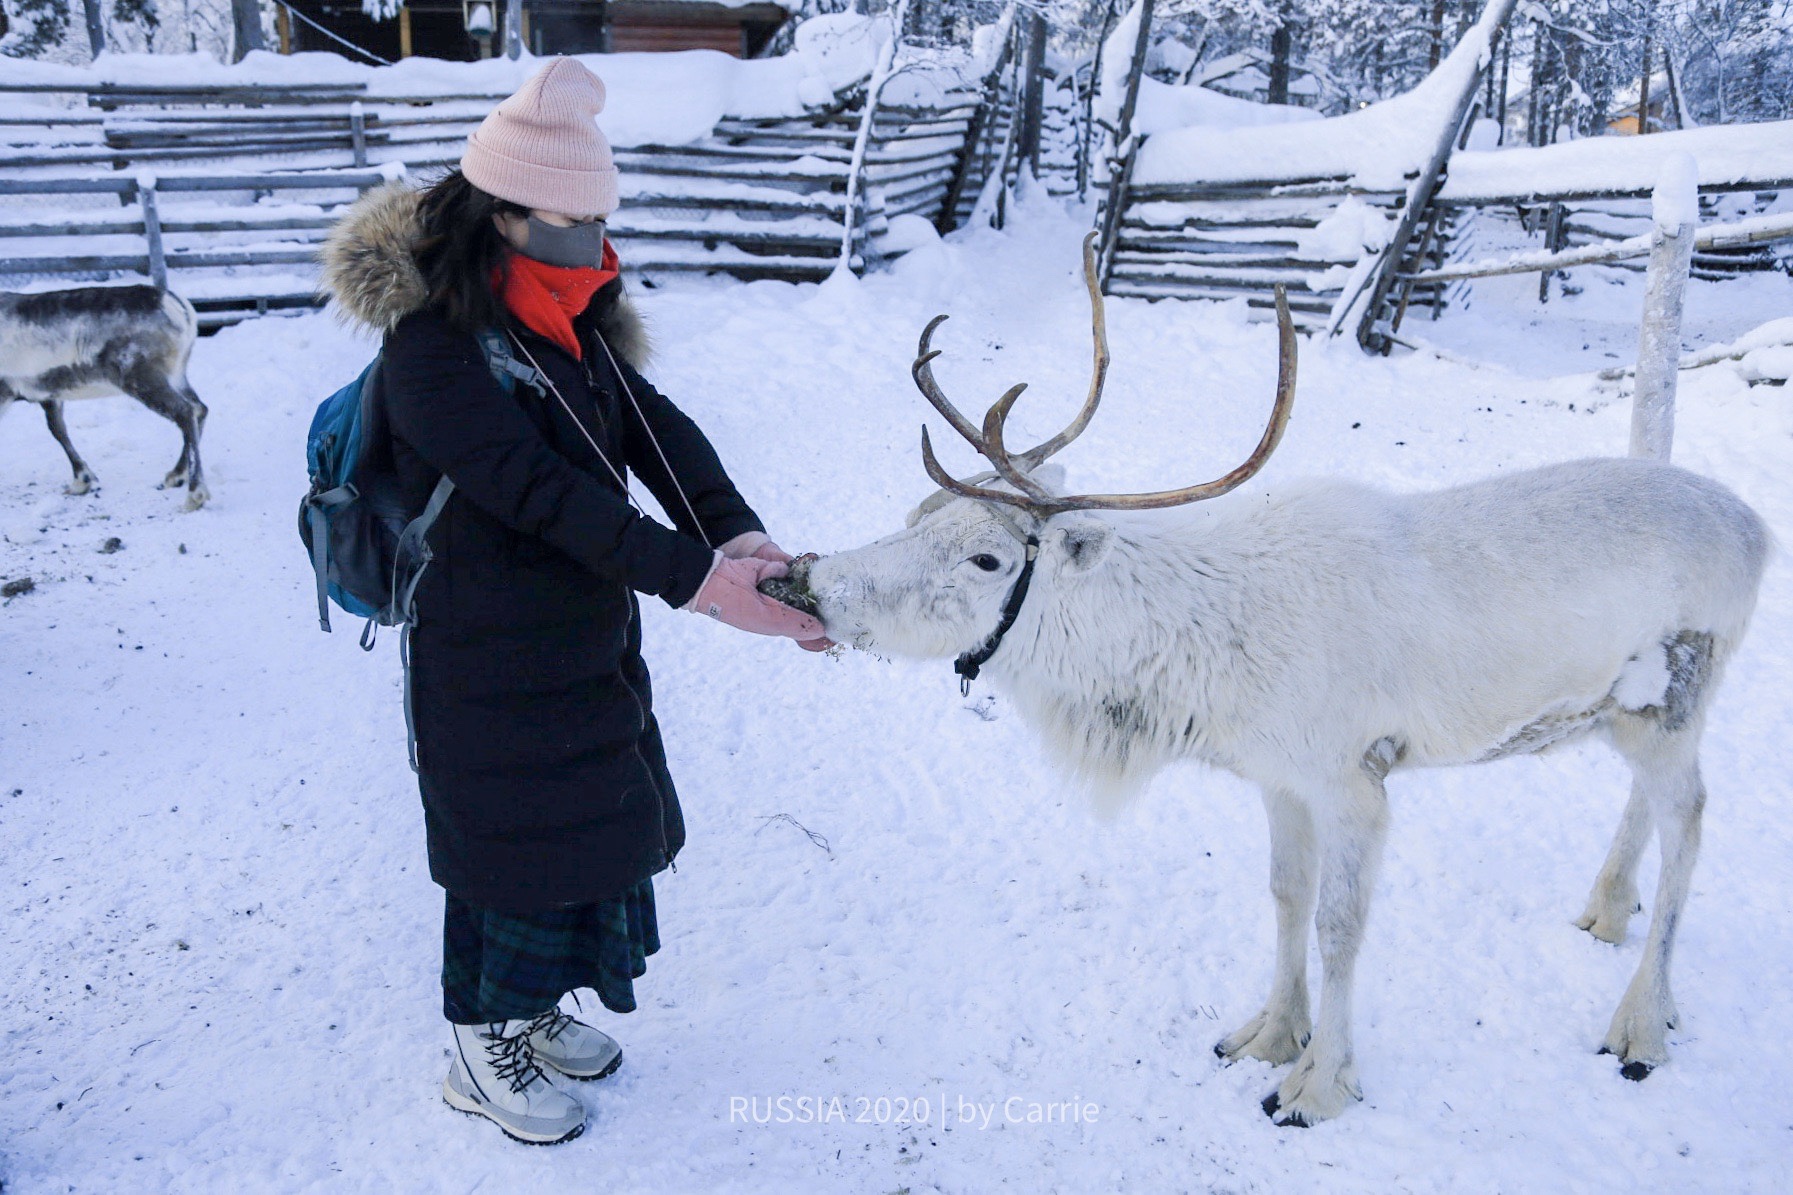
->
[836,0,911,276]
[1352,0,1518,352]
[80,0,106,57]
[231,0,267,62]
[1094,0,1155,286]
[503,0,524,59]
[1015,7,1048,177]
[1631,153,1698,462]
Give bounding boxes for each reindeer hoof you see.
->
[1261,1091,1312,1127]
[66,478,97,497]
[1620,1061,1654,1082]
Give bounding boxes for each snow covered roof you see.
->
[1132,0,1505,191]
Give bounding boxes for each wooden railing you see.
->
[0,72,1010,323]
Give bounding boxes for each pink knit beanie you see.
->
[461,58,620,218]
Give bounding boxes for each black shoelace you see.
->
[524,1008,575,1045]
[484,1027,547,1095]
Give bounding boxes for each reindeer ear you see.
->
[1027,463,1067,494]
[1048,513,1113,573]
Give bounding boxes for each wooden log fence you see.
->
[0,59,1022,324]
[1404,209,1793,285]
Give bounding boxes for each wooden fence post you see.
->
[1095,0,1155,287]
[81,0,105,58]
[1354,0,1518,352]
[137,174,168,291]
[350,102,368,168]
[1631,153,1698,461]
[938,12,1016,234]
[1538,200,1564,302]
[232,0,267,62]
[837,0,910,273]
[503,0,524,60]
[1015,9,1047,178]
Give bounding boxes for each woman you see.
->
[320,58,827,1145]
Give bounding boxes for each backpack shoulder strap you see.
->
[476,327,546,395]
[386,329,540,574]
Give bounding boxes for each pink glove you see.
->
[718,530,793,565]
[683,553,827,640]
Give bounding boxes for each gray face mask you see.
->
[519,215,608,269]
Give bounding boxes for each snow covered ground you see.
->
[2,198,1791,1192]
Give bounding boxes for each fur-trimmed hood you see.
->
[318,182,650,369]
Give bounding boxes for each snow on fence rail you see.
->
[0,167,399,326]
[1436,121,1793,207]
[1405,210,1793,285]
[1091,0,1786,353]
[1424,119,1793,294]
[1094,0,1516,349]
[0,33,1022,323]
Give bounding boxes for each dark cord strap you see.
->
[953,536,1040,695]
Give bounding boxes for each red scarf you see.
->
[495,241,620,361]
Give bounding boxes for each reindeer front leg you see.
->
[1217,787,1314,1065]
[1264,771,1389,1126]
[41,401,99,495]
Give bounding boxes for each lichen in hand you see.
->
[757,552,819,617]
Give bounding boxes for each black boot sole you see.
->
[552,1050,623,1082]
[445,1099,587,1146]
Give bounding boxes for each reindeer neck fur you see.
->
[985,500,1279,807]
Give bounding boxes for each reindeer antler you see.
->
[914,236,1297,517]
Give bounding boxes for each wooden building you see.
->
[284,0,790,64]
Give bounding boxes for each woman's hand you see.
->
[718,531,793,565]
[683,554,826,640]
[716,533,835,650]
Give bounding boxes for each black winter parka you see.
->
[320,183,766,910]
[382,288,763,910]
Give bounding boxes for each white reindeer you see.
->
[0,285,209,509]
[807,237,1769,1126]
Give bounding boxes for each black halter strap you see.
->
[954,535,1040,696]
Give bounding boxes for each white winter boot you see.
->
[524,1008,623,1081]
[443,1021,586,1145]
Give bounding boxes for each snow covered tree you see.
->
[1,0,73,57]
[1674,0,1793,123]
[0,0,265,61]
[110,0,160,51]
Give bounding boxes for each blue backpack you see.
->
[299,330,546,771]
[299,328,544,639]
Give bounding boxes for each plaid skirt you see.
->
[441,879,659,1025]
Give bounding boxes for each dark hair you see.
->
[412,169,527,334]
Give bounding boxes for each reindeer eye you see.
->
[970,554,1002,572]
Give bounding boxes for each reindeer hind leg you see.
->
[41,400,99,495]
[171,380,208,508]
[1575,787,1651,944]
[1599,705,1708,1080]
[120,366,207,509]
